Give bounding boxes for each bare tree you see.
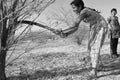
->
[0,0,62,79]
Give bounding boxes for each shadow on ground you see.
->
[7,53,120,80]
[97,54,120,79]
[7,67,92,80]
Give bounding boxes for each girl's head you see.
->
[70,0,84,13]
[111,8,117,16]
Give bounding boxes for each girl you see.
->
[57,0,108,78]
[108,8,120,58]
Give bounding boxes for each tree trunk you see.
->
[0,49,7,80]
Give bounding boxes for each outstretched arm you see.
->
[62,23,80,37]
[60,16,83,38]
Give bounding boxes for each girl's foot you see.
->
[89,69,97,80]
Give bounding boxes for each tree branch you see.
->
[17,20,61,36]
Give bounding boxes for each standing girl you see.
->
[108,8,120,58]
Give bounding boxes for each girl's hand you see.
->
[54,29,61,35]
[60,31,67,38]
[54,29,68,38]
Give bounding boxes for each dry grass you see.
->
[6,31,120,80]
[6,51,91,80]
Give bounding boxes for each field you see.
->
[6,30,120,80]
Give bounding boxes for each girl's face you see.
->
[71,4,82,14]
[111,11,117,16]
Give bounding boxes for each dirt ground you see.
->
[6,36,120,80]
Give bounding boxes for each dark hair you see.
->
[89,8,101,13]
[111,8,117,13]
[70,0,84,10]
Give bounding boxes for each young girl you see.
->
[108,8,120,58]
[56,0,108,78]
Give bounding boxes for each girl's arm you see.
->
[59,16,83,38]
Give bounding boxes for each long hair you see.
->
[88,8,101,13]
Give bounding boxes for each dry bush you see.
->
[0,0,57,79]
